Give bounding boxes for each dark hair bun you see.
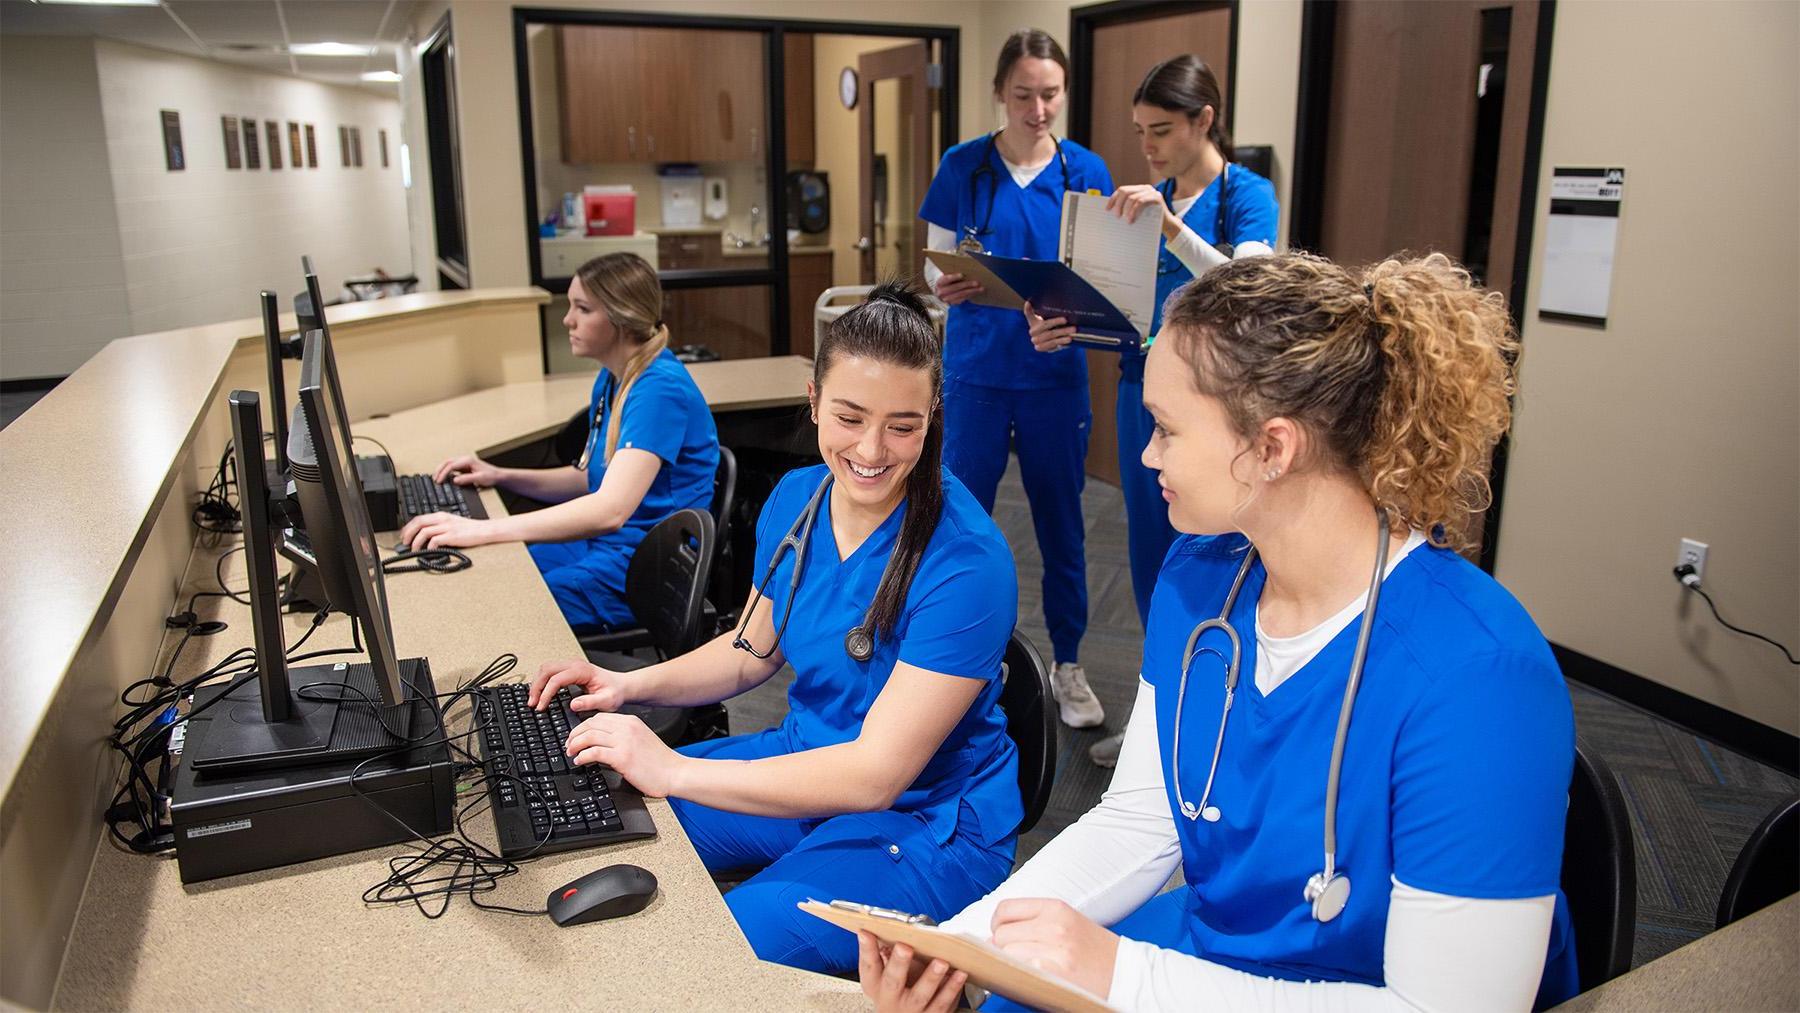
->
[864,278,932,321]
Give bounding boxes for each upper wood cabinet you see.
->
[784,34,815,165]
[558,25,766,165]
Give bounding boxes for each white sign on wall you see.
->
[1538,166,1625,327]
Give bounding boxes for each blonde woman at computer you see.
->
[399,252,718,633]
[529,283,1022,975]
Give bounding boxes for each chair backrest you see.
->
[622,508,716,660]
[1716,795,1799,929]
[706,446,738,624]
[710,446,737,535]
[1561,741,1635,993]
[998,631,1057,837]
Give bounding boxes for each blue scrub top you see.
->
[919,135,1114,391]
[751,463,1023,847]
[1135,163,1279,372]
[582,348,719,541]
[1140,534,1580,1008]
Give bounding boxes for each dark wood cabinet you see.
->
[784,34,815,166]
[786,252,833,359]
[558,26,764,165]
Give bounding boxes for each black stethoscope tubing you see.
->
[962,131,1074,250]
[1156,164,1233,274]
[731,474,900,663]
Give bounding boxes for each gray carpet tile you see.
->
[713,454,1797,972]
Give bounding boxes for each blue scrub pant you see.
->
[527,538,634,633]
[670,729,1016,974]
[1116,358,1177,627]
[941,379,1090,664]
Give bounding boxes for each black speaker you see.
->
[785,171,830,234]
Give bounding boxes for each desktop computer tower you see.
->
[169,661,454,884]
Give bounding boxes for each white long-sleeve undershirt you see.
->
[942,675,1554,1012]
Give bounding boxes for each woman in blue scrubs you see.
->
[1031,55,1281,767]
[530,283,1021,975]
[861,253,1580,1012]
[919,29,1114,731]
[400,252,718,633]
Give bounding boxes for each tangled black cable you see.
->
[193,442,242,534]
[381,546,473,575]
[344,654,562,918]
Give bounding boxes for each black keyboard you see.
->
[398,472,488,522]
[473,683,656,859]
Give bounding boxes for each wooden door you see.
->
[1081,6,1234,486]
[680,29,766,162]
[857,42,934,284]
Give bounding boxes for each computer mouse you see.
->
[547,863,658,926]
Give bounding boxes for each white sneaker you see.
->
[1088,730,1125,768]
[1049,662,1105,728]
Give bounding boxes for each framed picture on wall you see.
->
[288,121,302,168]
[221,115,241,169]
[351,127,363,167]
[266,120,282,170]
[160,109,184,171]
[379,129,389,168]
[339,125,350,166]
[242,118,260,169]
[305,124,318,168]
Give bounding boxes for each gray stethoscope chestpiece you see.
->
[844,626,874,663]
[1306,867,1352,923]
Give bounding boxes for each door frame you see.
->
[857,41,935,285]
[1068,0,1240,152]
[421,14,469,290]
[1289,0,1557,575]
[511,8,958,367]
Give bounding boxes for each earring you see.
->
[1264,467,1282,481]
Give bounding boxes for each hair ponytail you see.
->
[814,280,944,642]
[574,252,669,464]
[1162,251,1518,548]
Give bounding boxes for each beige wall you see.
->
[1494,0,1799,734]
[0,36,133,381]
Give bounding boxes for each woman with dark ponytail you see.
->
[532,282,1023,976]
[1029,54,1280,769]
[864,254,1580,1012]
[401,252,718,633]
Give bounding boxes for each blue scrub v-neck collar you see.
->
[1230,546,1427,719]
[822,488,907,567]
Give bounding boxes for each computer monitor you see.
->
[295,253,325,331]
[185,376,423,774]
[259,290,291,479]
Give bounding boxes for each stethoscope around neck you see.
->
[959,130,1074,254]
[1172,506,1391,924]
[731,474,901,664]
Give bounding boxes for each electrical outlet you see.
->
[1677,538,1708,584]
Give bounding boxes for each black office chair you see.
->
[581,509,714,744]
[1715,795,1798,929]
[999,631,1057,837]
[1561,741,1636,993]
[705,446,738,629]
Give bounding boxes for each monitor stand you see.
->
[184,657,425,775]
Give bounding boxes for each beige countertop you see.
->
[0,287,549,807]
[1552,893,1797,1010]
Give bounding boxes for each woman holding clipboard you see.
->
[1027,55,1280,767]
[918,29,1115,734]
[862,253,1579,1012]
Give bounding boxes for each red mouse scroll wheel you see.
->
[561,888,579,900]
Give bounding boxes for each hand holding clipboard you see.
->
[800,898,1119,1012]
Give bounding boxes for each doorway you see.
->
[1070,1,1238,486]
[855,41,936,286]
[1291,0,1557,568]
[420,16,468,290]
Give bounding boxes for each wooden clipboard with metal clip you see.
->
[798,899,1118,1013]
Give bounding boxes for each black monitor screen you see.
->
[291,331,405,704]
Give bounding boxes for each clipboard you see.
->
[922,249,1025,310]
[798,899,1118,1013]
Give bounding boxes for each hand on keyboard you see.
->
[564,711,681,799]
[397,510,497,552]
[434,452,502,488]
[528,658,633,714]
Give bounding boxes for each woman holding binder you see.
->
[1028,55,1280,767]
[919,28,1115,734]
[863,253,1579,1012]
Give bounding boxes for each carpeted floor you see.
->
[722,455,1797,971]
